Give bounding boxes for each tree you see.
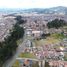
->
[0,23,24,66]
[11,24,24,40]
[41,33,50,39]
[15,16,26,24]
[47,19,67,29]
[15,16,22,21]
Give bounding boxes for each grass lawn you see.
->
[34,33,66,46]
[63,26,67,28]
[12,53,37,67]
[19,53,36,59]
[64,52,67,61]
[50,33,66,39]
[12,60,19,67]
[64,57,67,61]
[34,38,60,46]
[16,39,23,45]
[12,60,39,67]
[45,37,60,44]
[25,35,33,40]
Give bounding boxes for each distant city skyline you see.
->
[0,0,67,9]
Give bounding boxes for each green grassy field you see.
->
[12,53,37,67]
[64,52,67,61]
[50,33,66,39]
[19,53,36,59]
[12,60,19,67]
[16,39,23,45]
[33,33,67,46]
[12,60,39,67]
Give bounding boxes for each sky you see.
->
[0,0,67,9]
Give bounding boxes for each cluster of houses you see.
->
[0,16,16,41]
[49,60,67,67]
[23,18,67,67]
[21,38,67,67]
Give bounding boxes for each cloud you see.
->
[0,0,67,8]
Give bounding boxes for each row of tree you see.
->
[0,19,24,66]
[15,16,26,24]
[47,19,67,28]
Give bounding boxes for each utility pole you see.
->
[42,60,45,67]
[38,61,42,67]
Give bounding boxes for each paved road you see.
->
[3,31,27,67]
[16,58,39,61]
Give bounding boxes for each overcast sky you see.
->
[0,0,67,8]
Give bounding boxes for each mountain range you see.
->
[22,6,67,15]
[0,6,67,15]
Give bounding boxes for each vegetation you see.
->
[47,19,67,29]
[64,53,67,61]
[32,62,39,67]
[34,38,60,46]
[19,53,36,59]
[51,33,66,39]
[10,24,24,40]
[45,61,50,67]
[15,16,26,24]
[34,33,64,46]
[12,60,19,67]
[41,33,50,39]
[64,57,67,61]
[12,60,39,67]
[0,23,24,66]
